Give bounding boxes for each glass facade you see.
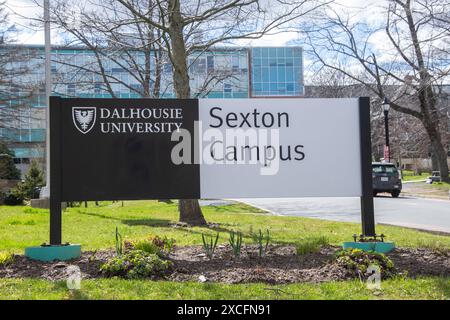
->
[0,45,304,168]
[251,47,303,97]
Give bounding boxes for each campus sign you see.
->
[49,97,375,244]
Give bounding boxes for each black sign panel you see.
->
[51,97,200,201]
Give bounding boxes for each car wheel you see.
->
[391,190,400,198]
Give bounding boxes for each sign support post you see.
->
[24,96,81,261]
[343,97,394,253]
[50,96,62,245]
[358,97,376,237]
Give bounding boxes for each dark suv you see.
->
[372,163,402,198]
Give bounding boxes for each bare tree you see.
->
[303,0,450,182]
[306,69,435,170]
[109,0,328,225]
[29,0,327,225]
[29,0,168,99]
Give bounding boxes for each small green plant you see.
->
[115,226,123,256]
[131,239,162,255]
[335,249,396,279]
[253,229,270,257]
[0,251,14,266]
[202,232,219,260]
[296,236,329,255]
[163,236,176,254]
[89,250,98,263]
[229,231,243,258]
[100,250,172,279]
[128,235,176,256]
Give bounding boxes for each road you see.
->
[239,195,450,234]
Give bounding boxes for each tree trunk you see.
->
[178,199,207,225]
[168,0,207,225]
[430,151,439,172]
[421,115,449,182]
[431,139,449,182]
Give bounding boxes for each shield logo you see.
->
[72,107,96,134]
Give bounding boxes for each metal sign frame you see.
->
[49,96,375,245]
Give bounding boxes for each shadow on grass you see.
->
[77,209,298,245]
[122,219,172,227]
[50,281,91,300]
[78,211,172,227]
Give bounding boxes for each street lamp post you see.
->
[40,0,51,199]
[382,97,391,163]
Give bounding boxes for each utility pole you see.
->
[40,0,51,199]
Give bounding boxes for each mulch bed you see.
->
[1,245,449,284]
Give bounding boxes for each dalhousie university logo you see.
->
[72,107,96,134]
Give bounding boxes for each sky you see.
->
[3,0,386,46]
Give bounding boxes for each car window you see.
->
[372,165,384,173]
[372,165,397,174]
[385,166,397,174]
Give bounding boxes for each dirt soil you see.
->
[1,245,449,284]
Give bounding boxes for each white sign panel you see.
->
[198,98,362,198]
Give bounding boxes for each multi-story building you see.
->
[0,45,304,174]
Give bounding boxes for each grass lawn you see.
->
[0,277,448,300]
[401,170,430,182]
[424,181,450,193]
[1,200,449,300]
[403,180,450,199]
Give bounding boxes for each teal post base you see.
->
[343,241,395,254]
[25,244,82,262]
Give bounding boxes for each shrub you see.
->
[0,252,14,266]
[131,239,163,255]
[100,250,172,279]
[13,160,44,200]
[3,191,24,205]
[296,236,329,255]
[126,236,176,256]
[335,249,396,279]
[0,143,21,180]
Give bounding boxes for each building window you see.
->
[94,82,102,93]
[251,47,303,97]
[207,55,214,73]
[67,83,76,95]
[189,58,206,74]
[224,83,232,93]
[163,63,172,73]
[232,55,240,72]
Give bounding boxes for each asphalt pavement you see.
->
[238,195,450,234]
